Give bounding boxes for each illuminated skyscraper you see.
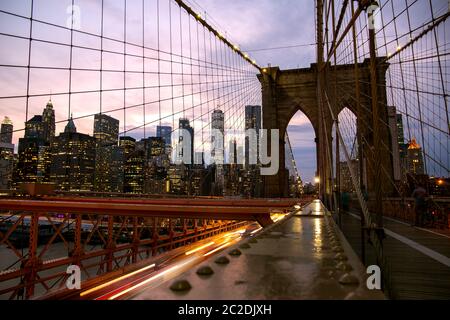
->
[93,113,119,147]
[178,119,194,165]
[157,125,172,147]
[120,136,136,157]
[0,116,13,144]
[243,105,262,197]
[211,110,225,195]
[211,110,224,164]
[15,114,50,183]
[93,114,122,192]
[407,138,425,175]
[50,117,96,191]
[123,149,145,194]
[245,105,261,166]
[0,116,14,189]
[42,99,55,144]
[396,114,405,145]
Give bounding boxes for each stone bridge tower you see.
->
[258,58,395,200]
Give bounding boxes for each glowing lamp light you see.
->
[314,177,320,184]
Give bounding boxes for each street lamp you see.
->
[314,176,320,200]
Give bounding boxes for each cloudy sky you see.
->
[191,0,318,182]
[0,0,319,183]
[0,0,448,183]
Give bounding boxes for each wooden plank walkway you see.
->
[339,211,450,300]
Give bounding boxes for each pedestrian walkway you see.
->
[340,211,450,299]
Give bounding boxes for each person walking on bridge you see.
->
[411,185,428,227]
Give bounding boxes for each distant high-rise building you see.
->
[407,138,425,175]
[124,149,145,194]
[396,113,405,145]
[157,125,172,146]
[0,117,14,189]
[148,137,165,158]
[1,116,13,144]
[388,106,401,181]
[42,100,55,144]
[94,145,124,193]
[120,136,136,157]
[119,136,145,194]
[243,105,262,197]
[229,139,237,164]
[93,114,121,192]
[211,110,225,164]
[94,113,119,147]
[211,110,225,195]
[167,164,187,195]
[25,115,45,140]
[15,113,51,184]
[195,152,205,166]
[179,119,194,165]
[395,113,409,178]
[15,137,51,184]
[245,105,261,167]
[50,117,96,191]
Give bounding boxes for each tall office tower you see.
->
[24,115,45,140]
[195,152,205,166]
[229,139,238,164]
[15,115,50,184]
[94,144,124,193]
[157,125,172,146]
[210,110,225,195]
[178,118,194,165]
[123,149,145,194]
[120,136,137,157]
[118,136,142,194]
[141,137,167,194]
[407,138,425,175]
[388,106,401,181]
[42,99,55,144]
[396,113,405,144]
[0,116,13,144]
[396,113,409,177]
[0,117,14,189]
[245,105,261,167]
[148,137,165,163]
[50,117,96,191]
[93,113,119,147]
[157,125,173,164]
[93,114,121,192]
[211,110,225,164]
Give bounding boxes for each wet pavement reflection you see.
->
[132,201,385,300]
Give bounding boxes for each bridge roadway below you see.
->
[125,201,384,300]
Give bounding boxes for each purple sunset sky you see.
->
[192,0,318,182]
[0,0,448,182]
[0,0,319,183]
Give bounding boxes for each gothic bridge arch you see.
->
[258,58,394,199]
